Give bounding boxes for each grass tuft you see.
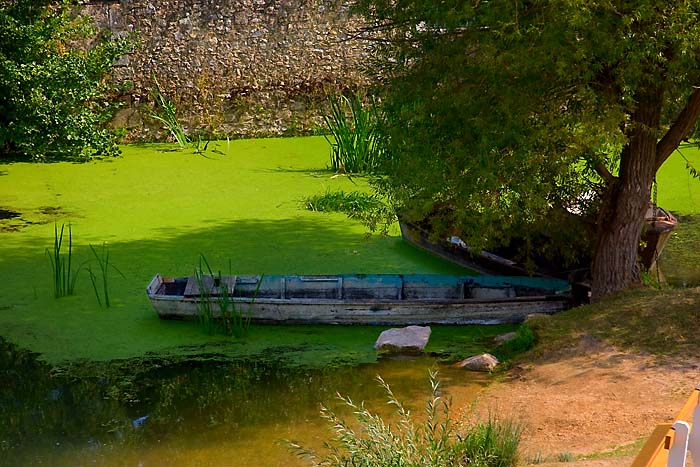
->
[87,243,125,308]
[290,370,521,467]
[194,255,259,338]
[46,223,82,298]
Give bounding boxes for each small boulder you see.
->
[455,353,499,372]
[374,325,431,354]
[493,332,517,345]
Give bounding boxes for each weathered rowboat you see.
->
[147,273,570,325]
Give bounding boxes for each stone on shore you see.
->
[374,325,431,354]
[455,353,499,372]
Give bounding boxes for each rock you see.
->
[494,332,517,345]
[455,353,499,372]
[374,325,431,354]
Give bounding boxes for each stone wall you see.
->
[84,0,373,140]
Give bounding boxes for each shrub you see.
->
[0,0,134,161]
[290,371,521,467]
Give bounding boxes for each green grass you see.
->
[0,136,483,366]
[525,286,700,363]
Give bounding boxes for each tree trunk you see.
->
[590,89,662,301]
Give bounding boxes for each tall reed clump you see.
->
[323,92,383,174]
[151,77,189,148]
[46,223,82,298]
[87,243,125,308]
[194,255,259,338]
[150,77,216,155]
[290,370,521,467]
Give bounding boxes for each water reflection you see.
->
[1,339,490,467]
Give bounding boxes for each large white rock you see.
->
[374,325,431,354]
[455,353,499,372]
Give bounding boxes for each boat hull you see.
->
[147,275,569,325]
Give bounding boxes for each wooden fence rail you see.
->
[632,386,700,467]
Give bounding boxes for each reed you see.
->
[87,243,125,308]
[46,223,81,298]
[290,370,521,467]
[323,92,383,174]
[194,255,217,335]
[151,77,189,148]
[194,255,260,337]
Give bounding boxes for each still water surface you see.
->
[3,347,490,467]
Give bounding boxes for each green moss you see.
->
[0,136,489,365]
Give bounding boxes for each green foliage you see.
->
[323,92,383,174]
[291,370,521,467]
[355,1,700,278]
[46,223,81,298]
[302,188,396,233]
[0,0,134,161]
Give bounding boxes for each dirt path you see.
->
[468,337,700,466]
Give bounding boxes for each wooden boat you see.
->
[399,203,679,301]
[398,219,530,276]
[147,273,570,325]
[639,204,678,271]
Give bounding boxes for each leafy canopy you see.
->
[0,0,133,161]
[357,0,700,267]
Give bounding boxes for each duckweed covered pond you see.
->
[1,137,513,466]
[0,137,473,363]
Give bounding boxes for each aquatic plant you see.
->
[290,370,521,467]
[194,255,217,335]
[46,223,82,298]
[194,255,260,337]
[302,188,396,235]
[150,78,216,156]
[151,77,189,148]
[87,243,125,308]
[323,92,383,174]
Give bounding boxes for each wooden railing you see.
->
[632,385,700,467]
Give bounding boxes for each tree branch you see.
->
[655,87,700,171]
[594,161,616,185]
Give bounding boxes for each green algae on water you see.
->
[0,137,472,365]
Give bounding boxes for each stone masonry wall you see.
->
[83,0,373,140]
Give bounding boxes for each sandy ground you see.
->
[468,336,700,467]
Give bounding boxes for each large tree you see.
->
[357,0,700,300]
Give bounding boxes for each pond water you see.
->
[2,341,490,467]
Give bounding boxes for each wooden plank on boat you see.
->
[221,276,237,295]
[184,276,214,296]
